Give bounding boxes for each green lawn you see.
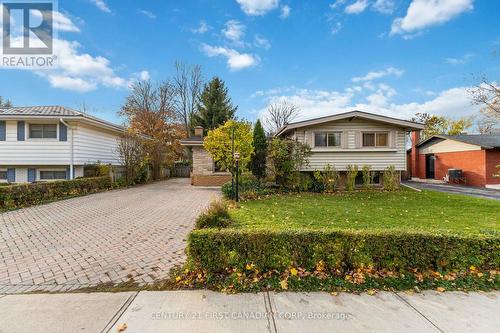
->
[229,189,500,236]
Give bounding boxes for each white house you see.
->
[0,106,124,183]
[276,110,425,184]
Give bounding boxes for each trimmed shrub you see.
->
[383,165,399,191]
[221,174,267,200]
[0,176,113,210]
[345,165,358,191]
[361,165,372,189]
[195,199,232,229]
[188,229,499,274]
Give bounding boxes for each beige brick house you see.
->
[180,126,232,186]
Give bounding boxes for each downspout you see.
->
[60,119,74,179]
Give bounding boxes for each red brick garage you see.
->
[409,133,500,188]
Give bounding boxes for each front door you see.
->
[426,154,435,179]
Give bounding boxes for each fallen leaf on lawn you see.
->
[367,289,377,296]
[330,291,338,296]
[436,287,445,292]
[175,276,182,282]
[117,323,127,332]
[290,268,298,276]
[280,279,288,290]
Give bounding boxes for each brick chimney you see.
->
[410,130,420,179]
[194,126,203,138]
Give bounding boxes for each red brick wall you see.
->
[485,149,500,185]
[433,150,486,187]
[417,154,426,179]
[192,174,231,186]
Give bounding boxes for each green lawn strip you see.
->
[229,189,499,236]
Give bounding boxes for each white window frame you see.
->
[362,131,389,148]
[313,131,342,148]
[26,122,59,141]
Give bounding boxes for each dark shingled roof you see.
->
[417,134,500,149]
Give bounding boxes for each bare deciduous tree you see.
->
[468,77,500,116]
[173,61,204,136]
[117,132,145,185]
[120,80,184,179]
[474,108,500,134]
[263,100,300,135]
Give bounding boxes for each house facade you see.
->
[180,126,232,186]
[0,106,123,183]
[409,132,500,189]
[276,111,425,184]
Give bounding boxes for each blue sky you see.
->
[0,0,498,125]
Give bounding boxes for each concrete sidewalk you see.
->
[0,290,498,333]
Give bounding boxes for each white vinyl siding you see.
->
[0,121,71,165]
[0,120,121,166]
[73,123,120,165]
[294,119,406,171]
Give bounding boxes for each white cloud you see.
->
[201,44,259,71]
[37,39,129,92]
[445,53,474,65]
[352,67,404,82]
[391,0,473,36]
[47,75,96,92]
[30,10,81,33]
[280,5,291,19]
[138,70,151,81]
[330,0,346,9]
[373,0,395,14]
[254,35,271,50]
[257,85,479,122]
[191,21,211,34]
[345,0,369,14]
[90,0,111,13]
[223,20,246,46]
[236,0,279,16]
[330,22,342,35]
[140,10,156,19]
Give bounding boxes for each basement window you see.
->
[40,171,67,180]
[0,171,7,180]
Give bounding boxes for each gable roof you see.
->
[416,134,500,149]
[0,106,124,133]
[275,110,425,136]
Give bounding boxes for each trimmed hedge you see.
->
[0,176,113,210]
[188,229,500,274]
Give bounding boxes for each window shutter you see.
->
[355,131,362,148]
[17,121,25,141]
[59,122,67,141]
[0,121,5,141]
[390,131,397,148]
[28,168,36,182]
[7,168,15,183]
[341,131,348,149]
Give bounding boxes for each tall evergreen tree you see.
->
[191,77,236,134]
[250,119,267,179]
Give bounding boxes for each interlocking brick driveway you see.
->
[0,178,220,294]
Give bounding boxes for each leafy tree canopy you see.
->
[412,112,473,139]
[203,119,253,175]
